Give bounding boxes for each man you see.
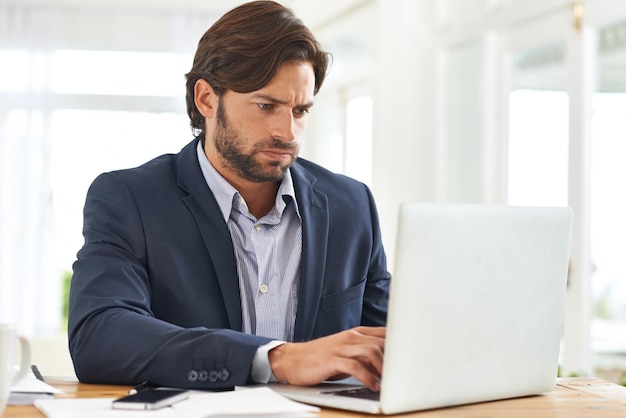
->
[68,0,390,391]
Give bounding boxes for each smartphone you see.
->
[112,389,189,410]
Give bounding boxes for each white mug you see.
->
[0,323,31,416]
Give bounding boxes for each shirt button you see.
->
[260,284,269,294]
[254,224,262,231]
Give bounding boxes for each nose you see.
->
[272,110,298,143]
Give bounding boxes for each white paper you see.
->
[8,371,64,405]
[11,371,64,395]
[174,387,319,417]
[35,398,176,418]
[34,387,319,418]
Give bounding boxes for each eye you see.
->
[257,103,274,111]
[293,107,310,118]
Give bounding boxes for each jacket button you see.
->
[187,369,198,382]
[208,369,218,383]
[198,369,208,382]
[218,368,230,381]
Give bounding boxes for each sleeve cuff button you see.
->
[187,369,199,382]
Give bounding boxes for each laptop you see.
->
[269,203,573,414]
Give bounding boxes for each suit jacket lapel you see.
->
[291,163,329,342]
[176,140,243,331]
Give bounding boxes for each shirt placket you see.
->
[251,219,279,339]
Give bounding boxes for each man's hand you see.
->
[268,326,386,391]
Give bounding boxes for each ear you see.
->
[194,79,218,119]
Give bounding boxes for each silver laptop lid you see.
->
[380,203,572,414]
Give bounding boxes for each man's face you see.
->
[208,61,315,183]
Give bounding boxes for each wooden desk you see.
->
[4,376,626,417]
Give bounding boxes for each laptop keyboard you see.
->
[322,387,380,401]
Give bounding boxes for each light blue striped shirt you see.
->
[196,142,302,342]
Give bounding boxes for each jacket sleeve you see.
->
[68,172,272,389]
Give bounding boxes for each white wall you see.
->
[371,0,442,264]
[302,0,444,265]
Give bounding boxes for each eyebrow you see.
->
[253,93,314,109]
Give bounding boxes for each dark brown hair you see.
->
[185,0,331,135]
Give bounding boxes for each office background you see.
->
[0,0,625,383]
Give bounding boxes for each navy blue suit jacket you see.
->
[68,138,390,389]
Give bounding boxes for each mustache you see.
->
[264,138,299,152]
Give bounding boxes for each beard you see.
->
[212,99,299,183]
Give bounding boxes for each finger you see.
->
[331,357,381,391]
[334,343,384,375]
[340,328,386,352]
[353,326,386,338]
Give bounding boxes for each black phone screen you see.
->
[112,389,189,410]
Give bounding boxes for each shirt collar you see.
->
[196,141,300,222]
